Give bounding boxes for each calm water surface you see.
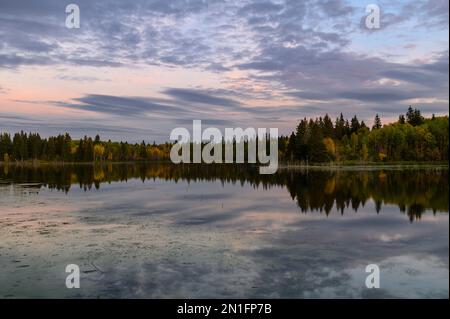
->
[0,164,448,298]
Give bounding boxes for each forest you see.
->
[0,107,448,164]
[280,106,448,163]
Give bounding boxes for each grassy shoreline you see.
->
[278,160,449,168]
[0,160,171,166]
[0,159,448,169]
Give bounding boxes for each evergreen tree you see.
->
[0,133,12,160]
[295,118,309,161]
[372,114,382,130]
[323,114,334,138]
[350,115,360,134]
[76,139,83,161]
[335,113,345,139]
[62,133,72,161]
[307,122,329,162]
[286,132,296,161]
[406,106,424,126]
[139,141,147,160]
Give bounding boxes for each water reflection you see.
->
[0,163,448,298]
[1,163,448,222]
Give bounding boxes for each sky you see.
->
[0,0,448,143]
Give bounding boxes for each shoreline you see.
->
[0,160,448,170]
[277,163,449,171]
[277,161,449,169]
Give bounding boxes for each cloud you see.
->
[0,54,53,68]
[0,0,354,70]
[412,0,449,28]
[51,89,285,122]
[316,0,355,18]
[174,118,238,126]
[239,2,284,15]
[56,75,106,82]
[337,89,420,102]
[162,88,242,108]
[58,94,186,117]
[0,111,165,143]
[241,45,448,107]
[380,53,449,90]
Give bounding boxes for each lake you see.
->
[0,163,448,298]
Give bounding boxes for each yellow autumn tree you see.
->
[323,137,336,159]
[93,144,105,162]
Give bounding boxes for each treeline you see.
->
[279,107,448,163]
[0,133,172,162]
[0,106,448,163]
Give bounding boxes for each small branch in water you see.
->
[89,261,104,274]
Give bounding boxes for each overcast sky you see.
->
[0,0,448,142]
